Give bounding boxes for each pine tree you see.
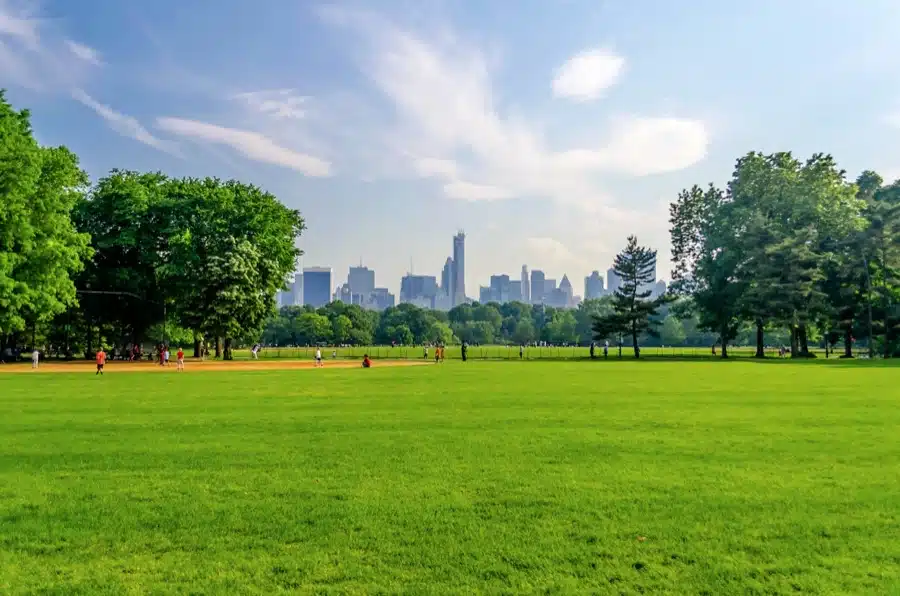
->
[592,236,663,358]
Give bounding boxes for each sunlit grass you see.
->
[1,361,898,593]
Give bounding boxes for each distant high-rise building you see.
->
[489,274,511,303]
[441,257,454,298]
[302,267,332,308]
[276,289,291,308]
[607,267,621,294]
[584,271,605,300]
[509,280,522,302]
[293,273,304,306]
[544,279,557,294]
[559,275,573,307]
[368,288,395,311]
[452,232,466,306]
[400,274,438,306]
[521,265,530,304]
[530,269,545,304]
[479,286,492,304]
[348,266,375,296]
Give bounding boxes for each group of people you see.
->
[424,345,447,363]
[154,344,185,370]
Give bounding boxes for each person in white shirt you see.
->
[32,349,40,369]
[315,348,322,367]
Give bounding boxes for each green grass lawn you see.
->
[1,361,898,594]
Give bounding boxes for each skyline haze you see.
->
[2,0,899,295]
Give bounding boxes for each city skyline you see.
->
[278,231,665,311]
[5,1,898,302]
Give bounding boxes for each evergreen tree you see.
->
[592,236,663,358]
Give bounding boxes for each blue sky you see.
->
[3,0,900,297]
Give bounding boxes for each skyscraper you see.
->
[400,274,438,305]
[302,267,332,308]
[489,274,511,303]
[293,273,304,306]
[348,265,375,297]
[441,257,454,298]
[559,275,573,307]
[607,267,621,294]
[521,265,530,304]
[530,269,545,304]
[509,280,522,302]
[584,270,605,300]
[452,232,466,306]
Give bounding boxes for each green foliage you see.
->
[592,236,664,357]
[670,151,896,358]
[0,92,92,336]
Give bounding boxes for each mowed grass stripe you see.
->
[1,362,898,594]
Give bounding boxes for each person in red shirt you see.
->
[96,349,106,375]
[176,347,185,371]
[362,354,371,368]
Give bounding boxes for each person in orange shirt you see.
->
[176,347,185,371]
[96,348,106,375]
[362,354,371,368]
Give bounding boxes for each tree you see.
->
[74,170,170,352]
[512,318,536,345]
[660,316,687,346]
[425,320,455,345]
[331,314,353,345]
[545,310,578,344]
[295,312,332,345]
[0,92,92,343]
[575,298,613,344]
[159,178,305,357]
[592,236,663,357]
[670,184,744,357]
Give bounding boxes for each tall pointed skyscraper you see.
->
[521,265,530,304]
[452,231,466,306]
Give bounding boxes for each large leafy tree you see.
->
[670,184,745,358]
[74,170,170,350]
[726,152,861,357]
[0,92,92,343]
[156,178,304,357]
[592,236,663,358]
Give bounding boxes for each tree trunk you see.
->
[215,337,222,359]
[842,327,853,358]
[884,301,892,359]
[223,338,233,361]
[85,324,93,360]
[798,323,810,356]
[790,326,799,359]
[193,331,201,359]
[755,321,765,358]
[631,325,639,359]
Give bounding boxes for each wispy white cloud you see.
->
[65,39,101,66]
[156,117,332,177]
[72,89,180,156]
[0,1,98,90]
[0,2,38,47]
[552,48,624,102]
[317,7,709,213]
[232,89,308,120]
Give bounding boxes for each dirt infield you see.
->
[0,359,430,374]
